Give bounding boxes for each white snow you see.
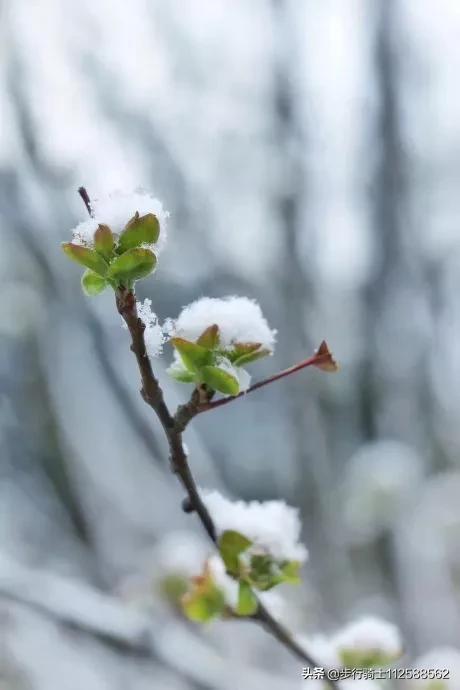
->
[332,616,402,661]
[200,489,307,563]
[297,633,341,668]
[171,296,277,352]
[207,554,239,608]
[121,299,165,357]
[71,190,168,254]
[154,531,211,578]
[136,299,166,357]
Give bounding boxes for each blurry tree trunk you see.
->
[270,0,353,617]
[356,0,434,617]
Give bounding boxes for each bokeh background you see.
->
[1,0,460,687]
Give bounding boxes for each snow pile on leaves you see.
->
[151,530,284,618]
[171,296,276,353]
[331,616,402,663]
[72,190,168,254]
[299,616,402,670]
[166,296,276,396]
[201,489,307,563]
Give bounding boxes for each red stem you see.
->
[198,351,332,413]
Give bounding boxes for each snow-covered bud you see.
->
[196,489,306,611]
[167,296,276,395]
[62,189,168,294]
[201,489,307,563]
[71,190,167,252]
[332,616,403,668]
[172,296,276,353]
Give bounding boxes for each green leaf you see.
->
[230,342,261,358]
[279,560,301,584]
[201,365,240,395]
[81,269,108,296]
[196,324,220,349]
[118,212,160,252]
[108,248,156,284]
[160,574,189,604]
[62,243,108,276]
[236,581,258,616]
[170,338,213,373]
[248,554,277,590]
[168,365,197,383]
[94,224,115,259]
[219,530,252,575]
[233,347,271,367]
[182,580,226,623]
[247,556,301,591]
[340,648,399,670]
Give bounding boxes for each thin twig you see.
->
[197,347,336,414]
[115,286,337,686]
[78,186,94,218]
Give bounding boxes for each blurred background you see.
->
[1,0,460,687]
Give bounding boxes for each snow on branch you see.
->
[201,489,307,564]
[136,299,166,357]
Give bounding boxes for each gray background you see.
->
[0,0,459,687]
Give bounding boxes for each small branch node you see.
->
[181,497,195,513]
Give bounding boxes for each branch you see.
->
[116,287,337,685]
[116,288,215,542]
[197,341,338,414]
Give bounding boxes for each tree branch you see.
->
[197,341,338,414]
[116,287,337,685]
[116,288,215,542]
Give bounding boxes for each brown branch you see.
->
[78,186,94,218]
[116,286,337,685]
[116,287,215,543]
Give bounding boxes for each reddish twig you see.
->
[198,341,338,413]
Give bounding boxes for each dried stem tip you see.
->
[312,340,339,373]
[78,186,94,218]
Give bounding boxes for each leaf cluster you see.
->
[180,529,301,622]
[62,213,160,294]
[170,325,270,395]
